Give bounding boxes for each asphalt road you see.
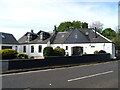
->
[1,60,119,88]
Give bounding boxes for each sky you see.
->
[0,0,119,40]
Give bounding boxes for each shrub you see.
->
[94,50,99,54]
[99,50,106,53]
[16,53,28,59]
[0,49,18,59]
[54,47,65,56]
[43,46,54,56]
[84,52,87,54]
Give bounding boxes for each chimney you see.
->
[53,25,57,33]
[94,27,97,38]
[31,29,34,33]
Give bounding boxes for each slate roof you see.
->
[18,30,51,44]
[0,32,19,44]
[18,28,112,44]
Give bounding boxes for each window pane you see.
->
[31,46,34,53]
[15,46,17,51]
[23,46,26,52]
[38,45,42,53]
[66,46,68,50]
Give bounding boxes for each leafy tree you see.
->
[89,21,103,33]
[102,28,116,40]
[102,28,120,51]
[57,21,72,32]
[57,21,88,32]
[72,21,82,29]
[82,22,88,28]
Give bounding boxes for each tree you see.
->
[102,28,120,51]
[89,21,103,33]
[102,28,116,40]
[82,22,88,28]
[57,21,88,32]
[57,21,72,32]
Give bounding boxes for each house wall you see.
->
[18,44,47,57]
[0,44,18,51]
[51,43,115,58]
[18,43,115,59]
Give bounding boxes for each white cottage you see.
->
[18,28,115,59]
[0,32,19,51]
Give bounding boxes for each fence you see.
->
[0,53,110,72]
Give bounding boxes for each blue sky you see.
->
[0,0,119,40]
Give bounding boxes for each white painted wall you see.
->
[18,43,115,59]
[51,43,115,58]
[0,44,18,51]
[18,44,47,57]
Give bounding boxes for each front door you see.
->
[72,46,83,56]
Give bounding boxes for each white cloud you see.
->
[0,0,118,39]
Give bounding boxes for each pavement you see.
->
[1,60,119,88]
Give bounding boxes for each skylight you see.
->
[1,34,5,39]
[61,34,65,38]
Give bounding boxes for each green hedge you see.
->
[0,49,18,59]
[94,50,106,54]
[43,46,54,56]
[54,47,65,56]
[16,53,28,59]
[43,46,65,56]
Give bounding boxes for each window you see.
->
[15,46,17,51]
[2,46,12,49]
[91,46,95,48]
[75,34,78,39]
[66,46,68,50]
[38,45,42,53]
[23,46,26,53]
[31,46,34,53]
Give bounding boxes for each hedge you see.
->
[16,53,28,59]
[0,49,18,59]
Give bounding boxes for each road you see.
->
[1,60,119,88]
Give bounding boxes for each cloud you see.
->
[0,0,118,39]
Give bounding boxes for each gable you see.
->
[65,29,90,44]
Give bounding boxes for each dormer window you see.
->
[85,32,89,35]
[39,32,43,41]
[75,34,78,39]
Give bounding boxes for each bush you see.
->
[84,52,87,54]
[16,53,28,59]
[54,47,65,56]
[43,46,54,56]
[94,50,99,54]
[94,50,106,54]
[99,50,106,53]
[0,49,18,59]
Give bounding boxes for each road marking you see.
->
[68,70,113,82]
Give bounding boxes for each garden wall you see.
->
[0,53,110,72]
